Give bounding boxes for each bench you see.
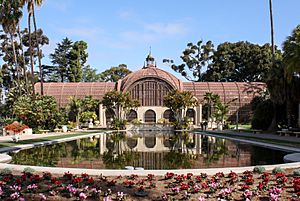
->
[276,130,300,137]
[53,128,63,133]
[39,130,50,134]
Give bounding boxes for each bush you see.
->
[251,99,273,130]
[157,118,170,124]
[23,167,35,174]
[253,166,266,174]
[131,118,141,125]
[0,168,12,175]
[293,169,300,176]
[111,118,127,130]
[272,167,285,174]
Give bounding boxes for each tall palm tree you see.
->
[269,0,275,62]
[31,0,44,95]
[27,0,35,97]
[0,0,23,95]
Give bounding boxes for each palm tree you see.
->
[31,0,44,95]
[0,0,23,95]
[269,0,275,62]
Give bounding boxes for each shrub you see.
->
[251,99,273,130]
[157,118,170,124]
[0,168,12,175]
[293,169,300,176]
[111,118,127,130]
[253,166,266,174]
[131,119,141,125]
[23,167,35,174]
[272,167,285,174]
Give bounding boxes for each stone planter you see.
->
[62,125,68,133]
[12,134,20,142]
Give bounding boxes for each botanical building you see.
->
[35,54,265,127]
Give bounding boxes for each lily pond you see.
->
[9,131,289,170]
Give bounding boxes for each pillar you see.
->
[99,104,106,127]
[196,104,202,126]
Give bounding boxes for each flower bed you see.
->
[4,122,29,135]
[0,167,300,200]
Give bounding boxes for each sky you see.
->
[18,0,300,76]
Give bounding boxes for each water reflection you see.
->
[10,131,287,170]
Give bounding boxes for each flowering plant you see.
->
[4,121,28,134]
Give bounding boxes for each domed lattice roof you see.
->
[118,67,183,91]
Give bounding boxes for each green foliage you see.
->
[251,99,274,130]
[293,169,300,176]
[130,118,141,125]
[68,41,88,82]
[23,167,35,174]
[283,24,300,81]
[82,65,100,82]
[101,90,140,120]
[13,94,63,131]
[272,167,285,174]
[111,118,127,130]
[157,118,170,124]
[0,168,12,175]
[205,41,278,82]
[253,166,266,174]
[163,40,214,81]
[99,64,132,82]
[80,111,97,121]
[48,37,73,82]
[164,90,198,129]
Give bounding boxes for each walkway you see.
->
[203,129,300,144]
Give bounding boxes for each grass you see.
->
[0,132,100,148]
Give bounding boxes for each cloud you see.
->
[57,27,103,40]
[145,22,187,35]
[121,31,156,43]
[44,0,71,12]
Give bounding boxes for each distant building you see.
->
[35,54,265,127]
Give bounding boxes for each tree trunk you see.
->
[10,34,21,96]
[17,24,29,93]
[269,0,275,62]
[268,101,277,131]
[28,11,35,98]
[32,5,43,95]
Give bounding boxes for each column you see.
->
[196,104,202,126]
[99,104,106,127]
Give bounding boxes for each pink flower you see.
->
[0,187,3,196]
[10,192,20,200]
[103,196,112,201]
[39,193,47,201]
[198,196,206,201]
[243,190,253,199]
[270,193,279,201]
[79,192,87,200]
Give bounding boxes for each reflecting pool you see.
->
[9,131,289,170]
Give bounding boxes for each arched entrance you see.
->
[127,110,137,122]
[186,108,196,124]
[163,109,175,122]
[144,110,156,123]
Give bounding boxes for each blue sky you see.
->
[21,0,300,76]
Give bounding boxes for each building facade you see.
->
[36,54,265,127]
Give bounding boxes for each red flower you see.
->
[4,122,29,134]
[88,177,94,184]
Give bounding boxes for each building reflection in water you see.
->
[10,131,287,170]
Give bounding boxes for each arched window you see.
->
[127,138,138,149]
[163,109,175,122]
[145,136,156,148]
[145,110,156,123]
[126,110,137,122]
[186,108,196,124]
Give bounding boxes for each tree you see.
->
[283,25,300,81]
[82,65,100,82]
[0,0,23,94]
[98,64,131,82]
[101,90,140,120]
[49,37,73,82]
[68,41,88,82]
[13,94,63,131]
[202,92,220,121]
[163,40,214,81]
[164,90,198,129]
[269,0,275,62]
[205,41,276,82]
